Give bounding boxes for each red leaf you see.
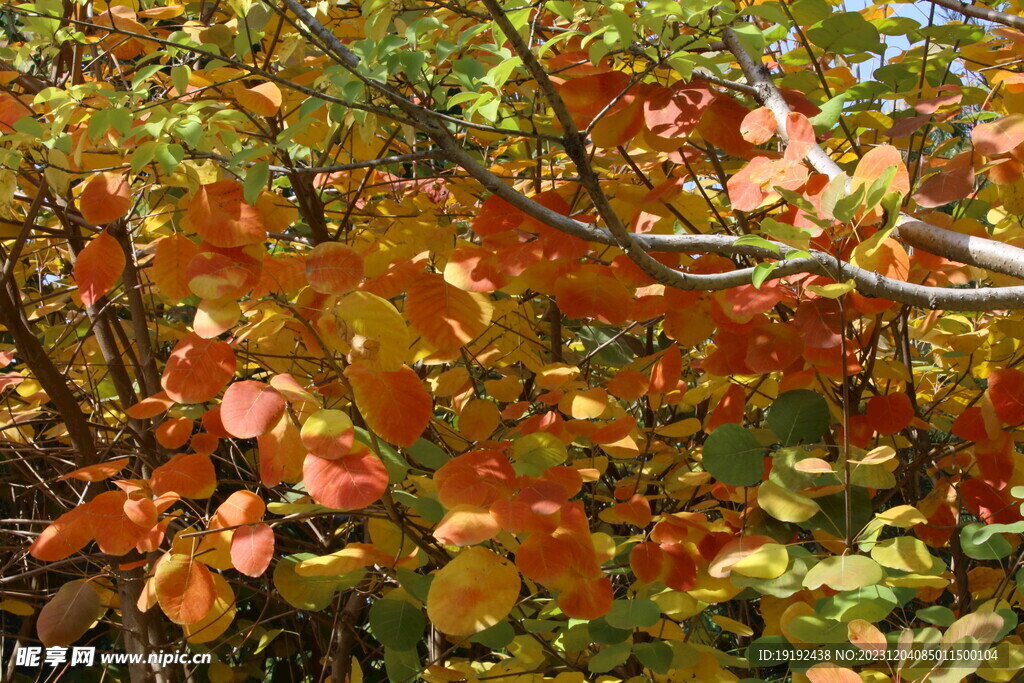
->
[79,172,131,225]
[58,457,130,482]
[230,523,274,577]
[435,450,517,508]
[784,111,815,163]
[220,380,286,439]
[554,268,632,324]
[865,393,914,435]
[556,71,631,129]
[961,477,1023,525]
[630,542,665,583]
[75,230,125,308]
[649,345,681,394]
[643,80,715,140]
[160,333,236,404]
[303,450,389,510]
[987,368,1024,425]
[345,363,431,447]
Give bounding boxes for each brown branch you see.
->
[925,0,1024,30]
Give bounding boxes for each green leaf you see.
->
[384,646,421,683]
[806,12,885,55]
[864,165,898,211]
[702,424,765,487]
[917,605,956,627]
[470,620,515,649]
[396,568,433,603]
[817,584,897,622]
[243,161,269,205]
[766,390,830,446]
[832,182,866,223]
[356,426,409,483]
[369,599,425,650]
[588,617,632,644]
[809,93,847,134]
[587,642,632,673]
[731,23,766,60]
[752,262,777,290]
[154,143,184,175]
[512,432,567,474]
[960,523,1013,560]
[407,439,449,469]
[733,234,781,255]
[634,641,673,674]
[605,599,660,630]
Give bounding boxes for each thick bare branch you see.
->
[925,0,1024,30]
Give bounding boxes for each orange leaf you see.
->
[154,552,216,625]
[152,234,201,301]
[58,457,130,482]
[740,106,777,144]
[220,380,286,439]
[458,398,501,441]
[784,111,815,163]
[973,113,1024,156]
[649,345,681,394]
[345,363,431,447]
[237,82,282,117]
[557,575,613,620]
[630,542,664,583]
[211,490,266,528]
[554,268,632,324]
[914,152,975,208]
[160,333,236,404]
[30,507,93,561]
[516,533,573,584]
[852,144,910,196]
[406,273,493,351]
[187,180,267,247]
[125,391,174,419]
[305,242,364,294]
[230,523,274,577]
[83,491,146,555]
[155,416,193,449]
[150,452,217,499]
[303,450,389,510]
[435,450,516,508]
[433,504,500,546]
[75,230,125,308]
[79,172,131,225]
[556,71,631,129]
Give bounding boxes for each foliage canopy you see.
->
[3,0,1024,681]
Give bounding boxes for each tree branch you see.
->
[924,0,1024,30]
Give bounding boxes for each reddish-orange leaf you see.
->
[433,504,501,546]
[83,491,146,555]
[37,580,103,647]
[865,393,914,435]
[650,345,682,394]
[663,543,698,591]
[345,363,431,447]
[443,246,508,292]
[557,575,613,620]
[123,496,158,529]
[79,172,131,225]
[406,273,493,351]
[220,380,286,439]
[187,180,267,247]
[152,234,201,301]
[303,450,389,510]
[30,507,93,561]
[435,450,517,508]
[125,391,174,419]
[784,111,815,163]
[211,490,265,528]
[609,494,652,527]
[973,113,1024,156]
[516,533,572,584]
[156,416,193,449]
[707,383,747,432]
[806,664,862,683]
[554,268,632,324]
[237,82,282,117]
[230,523,274,577]
[961,477,1022,525]
[186,251,252,300]
[746,323,804,374]
[58,457,130,482]
[556,71,631,129]
[154,552,216,625]
[740,106,777,144]
[470,195,523,237]
[150,452,217,499]
[75,230,125,308]
[607,369,650,400]
[630,542,665,583]
[952,406,989,442]
[643,80,715,140]
[161,333,236,404]
[305,242,364,294]
[987,368,1024,425]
